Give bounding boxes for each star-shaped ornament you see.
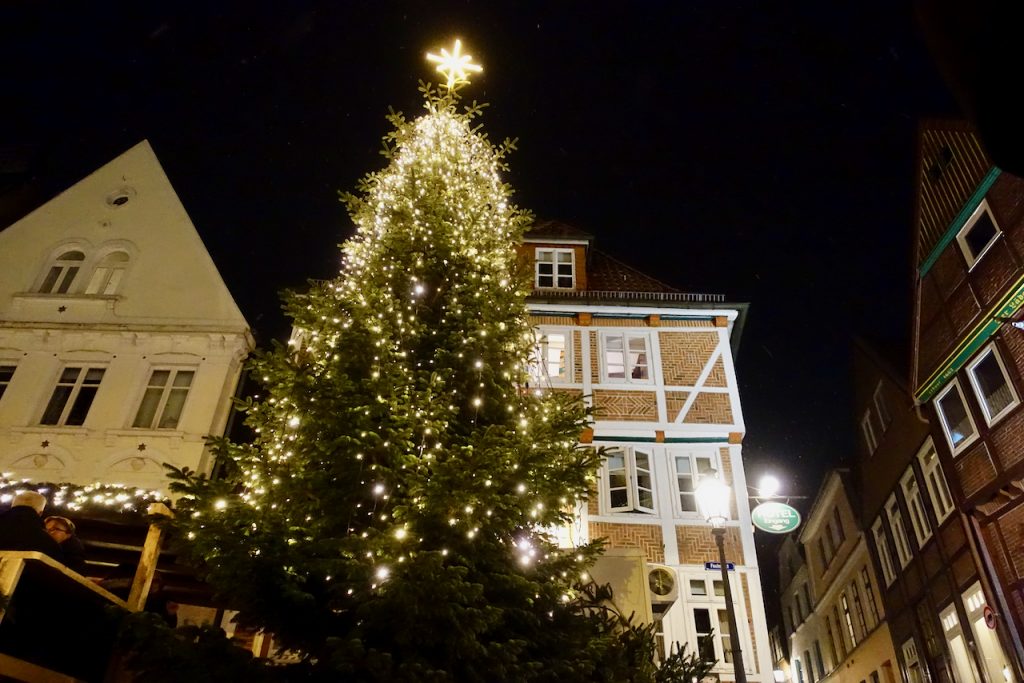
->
[426,39,482,89]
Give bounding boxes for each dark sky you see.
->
[2,1,958,592]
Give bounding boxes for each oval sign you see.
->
[751,502,801,534]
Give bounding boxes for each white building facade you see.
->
[523,222,773,682]
[0,141,253,491]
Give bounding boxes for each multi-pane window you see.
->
[84,250,129,295]
[861,413,878,453]
[802,583,813,617]
[673,451,716,513]
[956,202,1000,267]
[825,614,840,665]
[804,650,816,683]
[40,366,105,426]
[795,659,805,683]
[602,332,651,382]
[967,345,1018,425]
[535,248,574,289]
[874,383,891,428]
[818,536,832,570]
[900,467,932,547]
[694,607,717,664]
[918,442,954,523]
[871,518,896,586]
[832,606,848,657]
[603,447,655,513]
[860,566,880,628]
[902,639,923,683]
[0,365,15,401]
[885,494,913,567]
[850,582,869,639]
[39,250,86,294]
[814,641,826,680]
[831,507,845,546]
[132,368,195,429]
[841,593,858,647]
[934,381,977,454]
[530,331,570,384]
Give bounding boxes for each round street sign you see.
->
[984,605,997,630]
[751,502,801,534]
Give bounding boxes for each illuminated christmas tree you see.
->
[157,43,671,681]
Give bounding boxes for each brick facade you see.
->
[589,521,665,564]
[593,389,659,421]
[683,392,733,424]
[676,525,744,565]
[660,331,718,386]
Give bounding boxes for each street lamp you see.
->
[695,475,747,683]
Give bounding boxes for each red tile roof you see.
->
[586,250,679,293]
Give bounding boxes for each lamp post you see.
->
[695,476,747,683]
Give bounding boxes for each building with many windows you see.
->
[0,141,253,490]
[910,122,1024,681]
[780,469,896,683]
[521,221,773,681]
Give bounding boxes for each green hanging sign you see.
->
[751,502,801,534]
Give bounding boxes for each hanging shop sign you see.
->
[751,501,801,534]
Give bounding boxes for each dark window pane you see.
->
[56,266,79,293]
[133,388,163,428]
[694,608,712,632]
[965,212,997,257]
[41,386,73,424]
[65,386,99,425]
[937,390,974,446]
[610,489,628,508]
[973,352,1014,417]
[537,274,553,287]
[40,267,61,293]
[159,388,189,428]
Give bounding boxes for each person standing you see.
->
[45,515,86,574]
[0,490,63,562]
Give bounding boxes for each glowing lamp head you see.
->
[758,474,781,498]
[695,475,730,528]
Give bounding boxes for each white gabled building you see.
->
[0,141,253,491]
[522,221,773,682]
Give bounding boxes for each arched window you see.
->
[38,250,86,294]
[85,251,130,295]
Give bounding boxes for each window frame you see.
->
[901,638,923,683]
[534,247,575,290]
[601,446,656,514]
[885,494,914,568]
[39,365,106,427]
[131,367,197,430]
[871,518,896,586]
[900,466,933,548]
[84,249,131,296]
[683,570,743,672]
[861,412,878,454]
[917,440,955,523]
[0,364,15,402]
[933,380,979,456]
[955,200,1001,269]
[966,343,1019,426]
[529,328,573,385]
[670,448,721,517]
[599,331,653,384]
[37,249,87,295]
[873,382,892,428]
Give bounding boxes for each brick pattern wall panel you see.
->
[676,526,744,565]
[666,391,689,420]
[658,320,708,328]
[593,390,659,422]
[989,407,1024,471]
[972,241,1018,308]
[592,318,648,327]
[704,357,727,388]
[587,491,599,516]
[683,392,734,424]
[932,248,967,299]
[573,331,583,383]
[551,388,584,401]
[590,331,599,384]
[529,315,574,326]
[955,442,997,499]
[918,315,957,384]
[589,522,664,563]
[946,282,981,336]
[660,332,718,386]
[996,504,1024,578]
[919,278,944,333]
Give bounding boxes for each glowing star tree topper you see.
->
[426,38,482,89]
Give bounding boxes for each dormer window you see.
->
[85,250,130,295]
[956,202,1000,268]
[535,248,574,289]
[39,250,86,294]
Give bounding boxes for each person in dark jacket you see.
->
[0,490,63,562]
[45,515,86,574]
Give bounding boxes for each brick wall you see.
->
[660,332,718,386]
[666,391,689,420]
[529,315,574,326]
[955,442,997,498]
[592,317,649,327]
[573,330,583,383]
[995,503,1024,578]
[593,389,659,421]
[676,525,745,565]
[589,521,665,563]
[705,357,727,388]
[590,331,599,384]
[683,392,733,424]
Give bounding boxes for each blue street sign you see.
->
[704,561,735,571]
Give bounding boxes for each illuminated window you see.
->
[535,248,574,289]
[602,447,655,514]
[40,366,105,426]
[918,441,954,523]
[841,593,858,647]
[672,451,717,514]
[900,467,932,548]
[871,518,896,586]
[885,494,913,568]
[601,332,651,382]
[529,330,570,384]
[956,202,1000,268]
[967,344,1019,425]
[0,365,15,402]
[39,250,86,294]
[902,639,923,683]
[934,381,978,455]
[132,368,195,430]
[84,250,130,295]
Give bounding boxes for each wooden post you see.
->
[127,503,172,612]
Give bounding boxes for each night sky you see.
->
[3,1,959,605]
